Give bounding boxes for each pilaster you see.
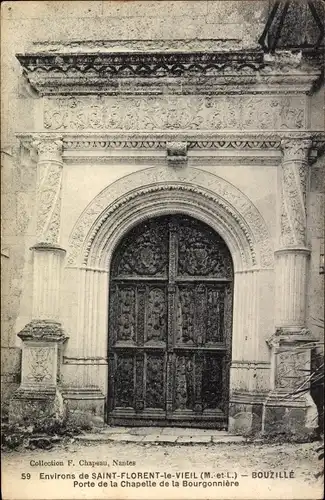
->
[229,269,271,433]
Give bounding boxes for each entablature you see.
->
[16,131,325,167]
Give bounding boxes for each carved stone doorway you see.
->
[107,215,234,428]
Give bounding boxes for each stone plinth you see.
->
[61,387,106,427]
[9,321,68,425]
[263,330,318,435]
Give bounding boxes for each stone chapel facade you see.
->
[1,1,324,434]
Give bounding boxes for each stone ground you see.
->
[2,429,323,500]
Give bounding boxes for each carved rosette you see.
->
[280,138,312,247]
[32,135,63,244]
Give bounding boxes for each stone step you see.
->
[75,429,245,444]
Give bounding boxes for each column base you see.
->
[263,328,319,437]
[229,392,266,434]
[9,320,68,426]
[263,391,318,436]
[228,390,318,437]
[9,387,65,426]
[61,387,106,427]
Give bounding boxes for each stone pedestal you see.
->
[263,330,318,435]
[61,387,106,427]
[9,321,67,425]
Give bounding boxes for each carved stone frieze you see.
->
[67,167,273,270]
[18,131,324,155]
[43,95,305,132]
[188,140,282,150]
[62,137,281,151]
[280,137,312,246]
[33,135,64,244]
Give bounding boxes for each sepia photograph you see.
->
[1,0,324,499]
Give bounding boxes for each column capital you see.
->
[32,134,63,160]
[281,136,312,163]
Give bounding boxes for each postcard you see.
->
[1,1,324,499]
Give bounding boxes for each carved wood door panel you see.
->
[108,215,233,427]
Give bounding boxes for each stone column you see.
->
[10,135,68,425]
[276,137,312,330]
[264,136,318,435]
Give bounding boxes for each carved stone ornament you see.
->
[18,132,324,155]
[267,328,317,394]
[42,95,306,132]
[33,136,63,157]
[280,137,312,246]
[18,320,67,343]
[24,346,54,384]
[67,166,273,270]
[62,136,282,151]
[275,349,310,391]
[32,135,64,244]
[281,137,312,163]
[167,142,187,168]
[31,242,66,253]
[16,49,322,95]
[266,328,314,348]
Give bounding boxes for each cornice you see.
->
[16,131,325,155]
[16,49,323,96]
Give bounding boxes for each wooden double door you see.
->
[108,215,233,427]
